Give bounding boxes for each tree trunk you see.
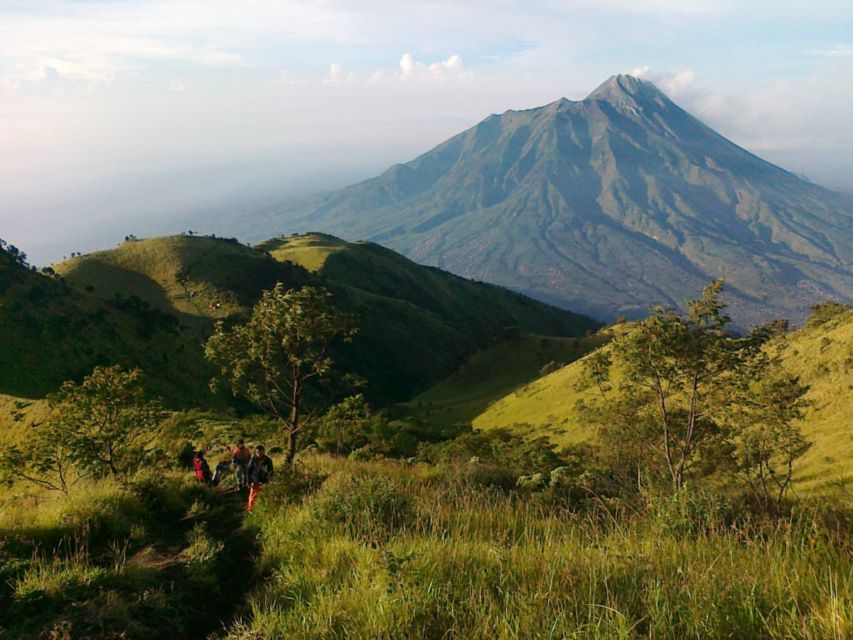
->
[286,427,297,467]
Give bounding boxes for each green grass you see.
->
[44,233,598,405]
[438,314,853,498]
[769,310,853,497]
[408,333,608,428]
[0,472,257,639]
[0,247,214,405]
[55,235,308,324]
[227,454,852,639]
[258,233,347,272]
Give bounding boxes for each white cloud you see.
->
[324,63,357,84]
[394,52,469,81]
[169,78,186,92]
[811,44,853,57]
[278,70,298,86]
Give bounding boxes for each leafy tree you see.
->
[731,369,811,510]
[0,238,28,268]
[205,285,357,465]
[49,366,165,479]
[315,394,373,455]
[0,366,163,489]
[0,421,87,494]
[578,280,784,493]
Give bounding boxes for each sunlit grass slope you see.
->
[259,232,346,272]
[408,333,608,428]
[770,310,853,496]
[55,235,310,325]
[466,315,852,496]
[260,233,600,339]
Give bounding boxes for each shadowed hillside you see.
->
[0,243,214,405]
[53,234,598,404]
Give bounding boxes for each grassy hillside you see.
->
[55,235,311,326]
[0,246,215,406]
[770,309,853,496]
[449,313,853,497]
[408,333,608,428]
[52,234,598,405]
[258,233,597,339]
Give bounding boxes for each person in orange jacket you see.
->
[246,445,273,512]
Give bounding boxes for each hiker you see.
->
[192,447,212,485]
[247,445,274,511]
[211,446,232,487]
[231,439,252,489]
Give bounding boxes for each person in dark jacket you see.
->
[231,439,252,490]
[247,445,274,511]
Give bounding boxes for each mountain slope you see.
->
[0,244,214,405]
[437,310,852,497]
[55,234,598,404]
[269,74,853,326]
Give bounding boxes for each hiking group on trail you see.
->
[193,440,273,511]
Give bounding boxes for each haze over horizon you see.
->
[2,1,852,265]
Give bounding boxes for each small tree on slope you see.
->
[578,280,809,495]
[1,366,164,490]
[205,285,357,466]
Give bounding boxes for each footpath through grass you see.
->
[0,472,259,640]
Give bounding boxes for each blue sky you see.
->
[1,0,852,263]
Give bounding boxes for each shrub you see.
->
[648,486,732,536]
[311,473,413,541]
[418,428,567,480]
[259,467,327,508]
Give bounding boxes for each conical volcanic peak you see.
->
[270,75,853,327]
[586,74,672,112]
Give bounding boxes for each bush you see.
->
[539,360,562,377]
[311,473,413,541]
[648,486,732,536]
[259,467,327,508]
[418,428,570,483]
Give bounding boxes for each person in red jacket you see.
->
[192,447,212,485]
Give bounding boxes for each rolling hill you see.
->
[416,308,853,497]
[53,233,598,404]
[267,74,853,327]
[0,243,214,406]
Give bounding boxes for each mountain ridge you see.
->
[263,74,853,326]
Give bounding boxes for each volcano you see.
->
[268,74,853,325]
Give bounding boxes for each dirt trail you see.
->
[127,488,260,640]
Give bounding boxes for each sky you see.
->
[1,0,852,265]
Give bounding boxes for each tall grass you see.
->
[0,471,240,639]
[230,455,852,639]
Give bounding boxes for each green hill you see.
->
[53,234,598,404]
[269,75,852,327]
[0,244,214,406]
[54,235,312,327]
[433,312,853,496]
[408,333,608,429]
